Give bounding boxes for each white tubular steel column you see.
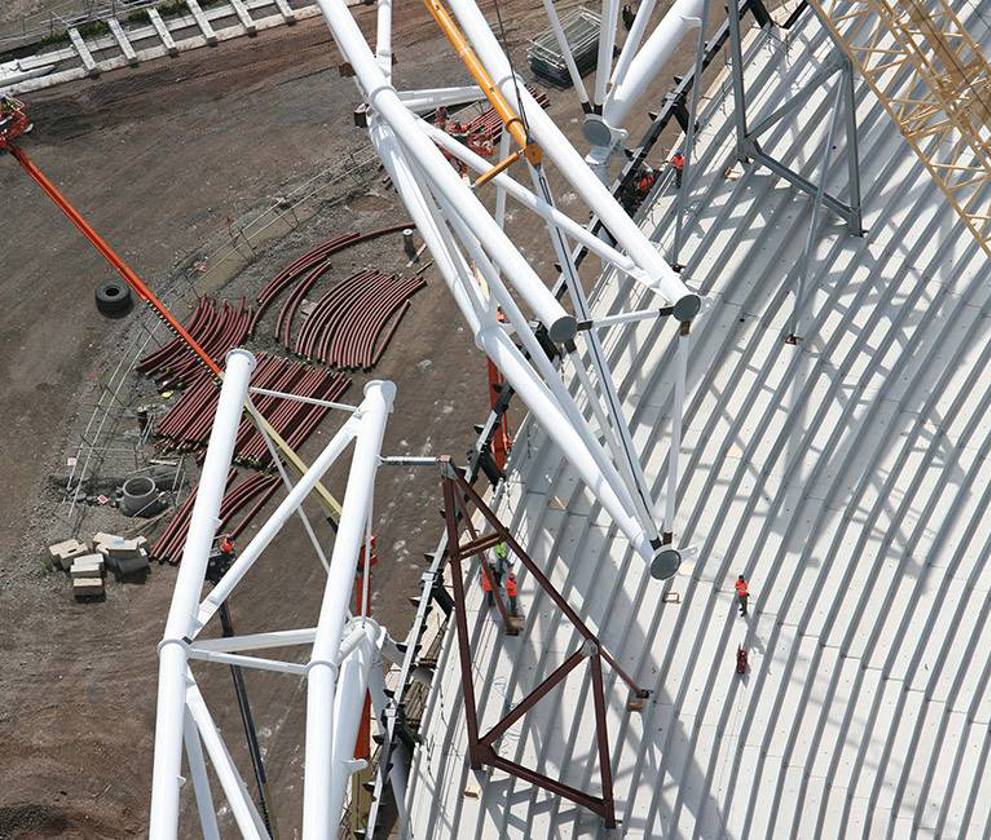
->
[447,0,701,322]
[302,381,394,838]
[149,349,255,840]
[598,0,704,144]
[314,0,576,342]
[325,621,380,826]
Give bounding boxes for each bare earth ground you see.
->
[0,3,699,837]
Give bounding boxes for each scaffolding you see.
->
[808,0,991,257]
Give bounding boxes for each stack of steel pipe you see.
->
[150,470,281,565]
[247,223,413,339]
[137,297,253,387]
[252,233,359,337]
[290,269,425,369]
[154,353,351,466]
[464,85,550,144]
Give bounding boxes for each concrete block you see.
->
[107,549,150,576]
[73,577,104,599]
[68,27,99,77]
[49,538,91,570]
[271,0,297,24]
[148,8,179,56]
[228,0,257,35]
[108,18,139,66]
[185,0,218,45]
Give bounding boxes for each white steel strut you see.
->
[315,0,703,571]
[149,350,399,838]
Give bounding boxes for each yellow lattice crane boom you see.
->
[807,0,991,256]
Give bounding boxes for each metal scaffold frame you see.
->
[807,0,991,258]
[439,457,649,829]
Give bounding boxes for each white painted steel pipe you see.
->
[193,415,360,634]
[187,680,268,839]
[190,627,317,653]
[375,0,392,78]
[602,0,704,132]
[595,0,620,106]
[315,0,577,342]
[183,709,221,840]
[480,324,654,560]
[185,648,308,676]
[148,349,254,840]
[539,0,591,105]
[421,120,644,278]
[326,622,379,826]
[447,0,701,322]
[398,84,483,112]
[610,0,658,92]
[302,380,394,838]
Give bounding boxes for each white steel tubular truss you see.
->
[149,350,398,839]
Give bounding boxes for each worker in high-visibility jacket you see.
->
[493,540,510,588]
[506,572,519,617]
[480,564,495,607]
[735,575,749,617]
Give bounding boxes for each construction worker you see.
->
[493,540,510,586]
[735,574,749,617]
[434,105,448,131]
[670,151,686,189]
[621,3,636,30]
[480,563,495,607]
[506,571,519,617]
[636,163,656,198]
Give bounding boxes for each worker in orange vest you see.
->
[506,571,519,617]
[735,574,749,617]
[671,151,686,189]
[480,563,495,607]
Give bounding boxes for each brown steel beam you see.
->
[478,647,586,747]
[486,754,611,820]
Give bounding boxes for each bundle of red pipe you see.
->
[292,269,425,369]
[150,470,281,565]
[137,297,253,387]
[155,352,351,467]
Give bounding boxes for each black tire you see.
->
[95,280,133,318]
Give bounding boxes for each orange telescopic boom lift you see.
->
[0,100,343,520]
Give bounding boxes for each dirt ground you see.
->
[0,2,709,837]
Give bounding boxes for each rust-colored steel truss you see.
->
[439,457,649,828]
[808,0,991,256]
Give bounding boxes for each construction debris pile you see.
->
[150,470,280,564]
[49,532,151,599]
[155,353,351,467]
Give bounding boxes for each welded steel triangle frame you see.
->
[439,457,649,829]
[726,0,864,237]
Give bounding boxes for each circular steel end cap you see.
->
[582,114,614,147]
[673,293,702,322]
[548,314,578,344]
[650,548,681,580]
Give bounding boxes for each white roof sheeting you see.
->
[407,5,991,837]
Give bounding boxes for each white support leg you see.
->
[149,349,254,840]
[595,0,620,107]
[302,381,394,838]
[183,708,222,840]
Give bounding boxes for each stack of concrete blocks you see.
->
[70,553,105,599]
[48,537,91,571]
[93,532,150,576]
